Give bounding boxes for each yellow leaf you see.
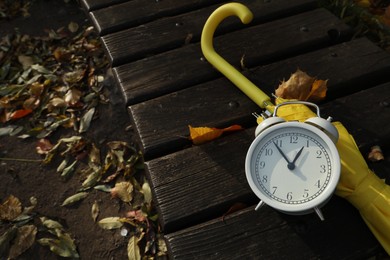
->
[189,125,243,145]
[0,195,22,221]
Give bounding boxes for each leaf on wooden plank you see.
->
[79,107,95,133]
[274,69,327,102]
[0,195,22,221]
[111,181,133,203]
[127,235,141,260]
[98,217,123,230]
[8,225,37,259]
[91,201,99,222]
[61,192,88,207]
[188,124,243,145]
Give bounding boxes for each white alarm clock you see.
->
[245,101,341,220]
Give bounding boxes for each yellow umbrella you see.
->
[201,2,390,254]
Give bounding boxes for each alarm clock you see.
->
[245,101,341,220]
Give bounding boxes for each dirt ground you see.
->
[0,1,143,259]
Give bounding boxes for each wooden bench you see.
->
[81,0,390,258]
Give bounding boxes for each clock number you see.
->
[287,192,293,201]
[274,140,282,148]
[315,180,321,188]
[316,150,322,158]
[262,175,268,183]
[265,148,273,156]
[290,136,298,144]
[306,140,310,147]
[320,164,326,173]
[303,189,309,198]
[272,186,277,194]
[259,161,265,169]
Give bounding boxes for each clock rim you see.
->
[245,121,341,213]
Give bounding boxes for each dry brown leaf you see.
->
[91,200,99,222]
[36,139,54,154]
[368,145,385,162]
[0,195,22,221]
[111,181,134,203]
[8,225,37,259]
[275,69,327,102]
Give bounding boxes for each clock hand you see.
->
[290,146,305,169]
[273,141,292,167]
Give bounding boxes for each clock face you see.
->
[245,122,340,213]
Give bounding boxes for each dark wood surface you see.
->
[81,0,390,258]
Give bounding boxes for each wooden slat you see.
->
[165,200,381,259]
[101,0,318,66]
[129,38,390,159]
[80,0,128,11]
[145,82,390,233]
[89,0,227,35]
[115,8,352,105]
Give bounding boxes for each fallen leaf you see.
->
[8,225,37,259]
[36,139,54,154]
[0,226,18,257]
[38,232,79,258]
[98,217,123,230]
[68,21,79,33]
[275,69,327,102]
[142,181,153,206]
[368,145,384,162]
[189,124,243,145]
[40,217,64,230]
[91,201,99,222]
[64,88,82,106]
[18,55,34,70]
[111,181,133,203]
[127,235,141,260]
[78,107,95,133]
[0,195,22,221]
[9,109,33,121]
[61,192,88,207]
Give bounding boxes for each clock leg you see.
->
[255,200,265,211]
[314,206,325,221]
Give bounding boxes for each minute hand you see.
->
[273,141,292,166]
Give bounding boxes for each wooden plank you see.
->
[89,0,227,35]
[145,83,390,233]
[165,200,381,259]
[129,38,390,159]
[101,0,318,66]
[115,8,352,105]
[80,0,128,11]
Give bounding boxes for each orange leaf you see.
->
[9,109,33,120]
[189,125,243,145]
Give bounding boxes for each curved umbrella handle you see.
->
[201,3,273,111]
